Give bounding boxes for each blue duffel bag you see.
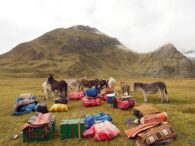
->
[85,112,112,129]
[85,87,99,97]
[19,103,36,112]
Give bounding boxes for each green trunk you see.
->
[60,118,85,139]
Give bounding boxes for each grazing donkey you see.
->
[121,81,130,95]
[42,80,52,100]
[47,74,68,99]
[132,81,168,103]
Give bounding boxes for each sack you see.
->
[133,104,160,118]
[35,103,48,113]
[83,121,120,141]
[136,122,176,145]
[117,98,135,110]
[49,104,68,112]
[82,97,101,107]
[68,91,84,100]
[85,112,112,129]
[139,112,168,124]
[85,88,99,97]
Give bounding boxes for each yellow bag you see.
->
[49,104,68,112]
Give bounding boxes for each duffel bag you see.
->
[68,91,84,100]
[117,98,135,110]
[82,97,101,107]
[85,88,99,97]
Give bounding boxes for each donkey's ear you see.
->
[48,74,54,77]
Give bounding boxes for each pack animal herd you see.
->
[42,74,169,103]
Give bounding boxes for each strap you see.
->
[78,119,81,139]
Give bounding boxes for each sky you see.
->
[0,0,195,55]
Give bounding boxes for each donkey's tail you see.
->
[164,84,168,95]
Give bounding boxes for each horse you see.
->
[121,81,130,95]
[108,77,116,89]
[78,78,99,90]
[42,80,52,100]
[47,74,68,99]
[132,81,168,103]
[66,79,80,91]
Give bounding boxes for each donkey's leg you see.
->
[141,89,148,102]
[164,89,169,102]
[159,89,164,103]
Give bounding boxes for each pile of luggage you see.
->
[12,93,38,116]
[82,87,102,107]
[124,104,177,146]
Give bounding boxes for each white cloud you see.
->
[0,0,195,54]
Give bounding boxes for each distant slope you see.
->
[138,43,194,77]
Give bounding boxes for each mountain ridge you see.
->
[0,25,194,78]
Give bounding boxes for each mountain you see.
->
[137,43,194,77]
[0,25,138,78]
[0,25,194,78]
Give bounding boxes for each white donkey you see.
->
[108,77,116,89]
[66,79,80,91]
[42,80,52,100]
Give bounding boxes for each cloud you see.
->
[0,0,195,54]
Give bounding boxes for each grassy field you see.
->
[0,77,195,146]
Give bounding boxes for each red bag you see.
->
[117,98,135,110]
[82,97,101,107]
[83,121,120,141]
[68,91,84,100]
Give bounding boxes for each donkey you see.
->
[42,80,52,100]
[66,79,80,91]
[132,81,168,103]
[78,78,99,90]
[121,81,130,95]
[108,77,116,89]
[47,74,68,99]
[98,79,108,90]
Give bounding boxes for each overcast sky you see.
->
[0,0,195,55]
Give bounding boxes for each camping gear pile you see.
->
[22,113,55,142]
[83,112,119,141]
[124,105,177,146]
[82,87,102,107]
[59,112,119,141]
[12,93,38,115]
